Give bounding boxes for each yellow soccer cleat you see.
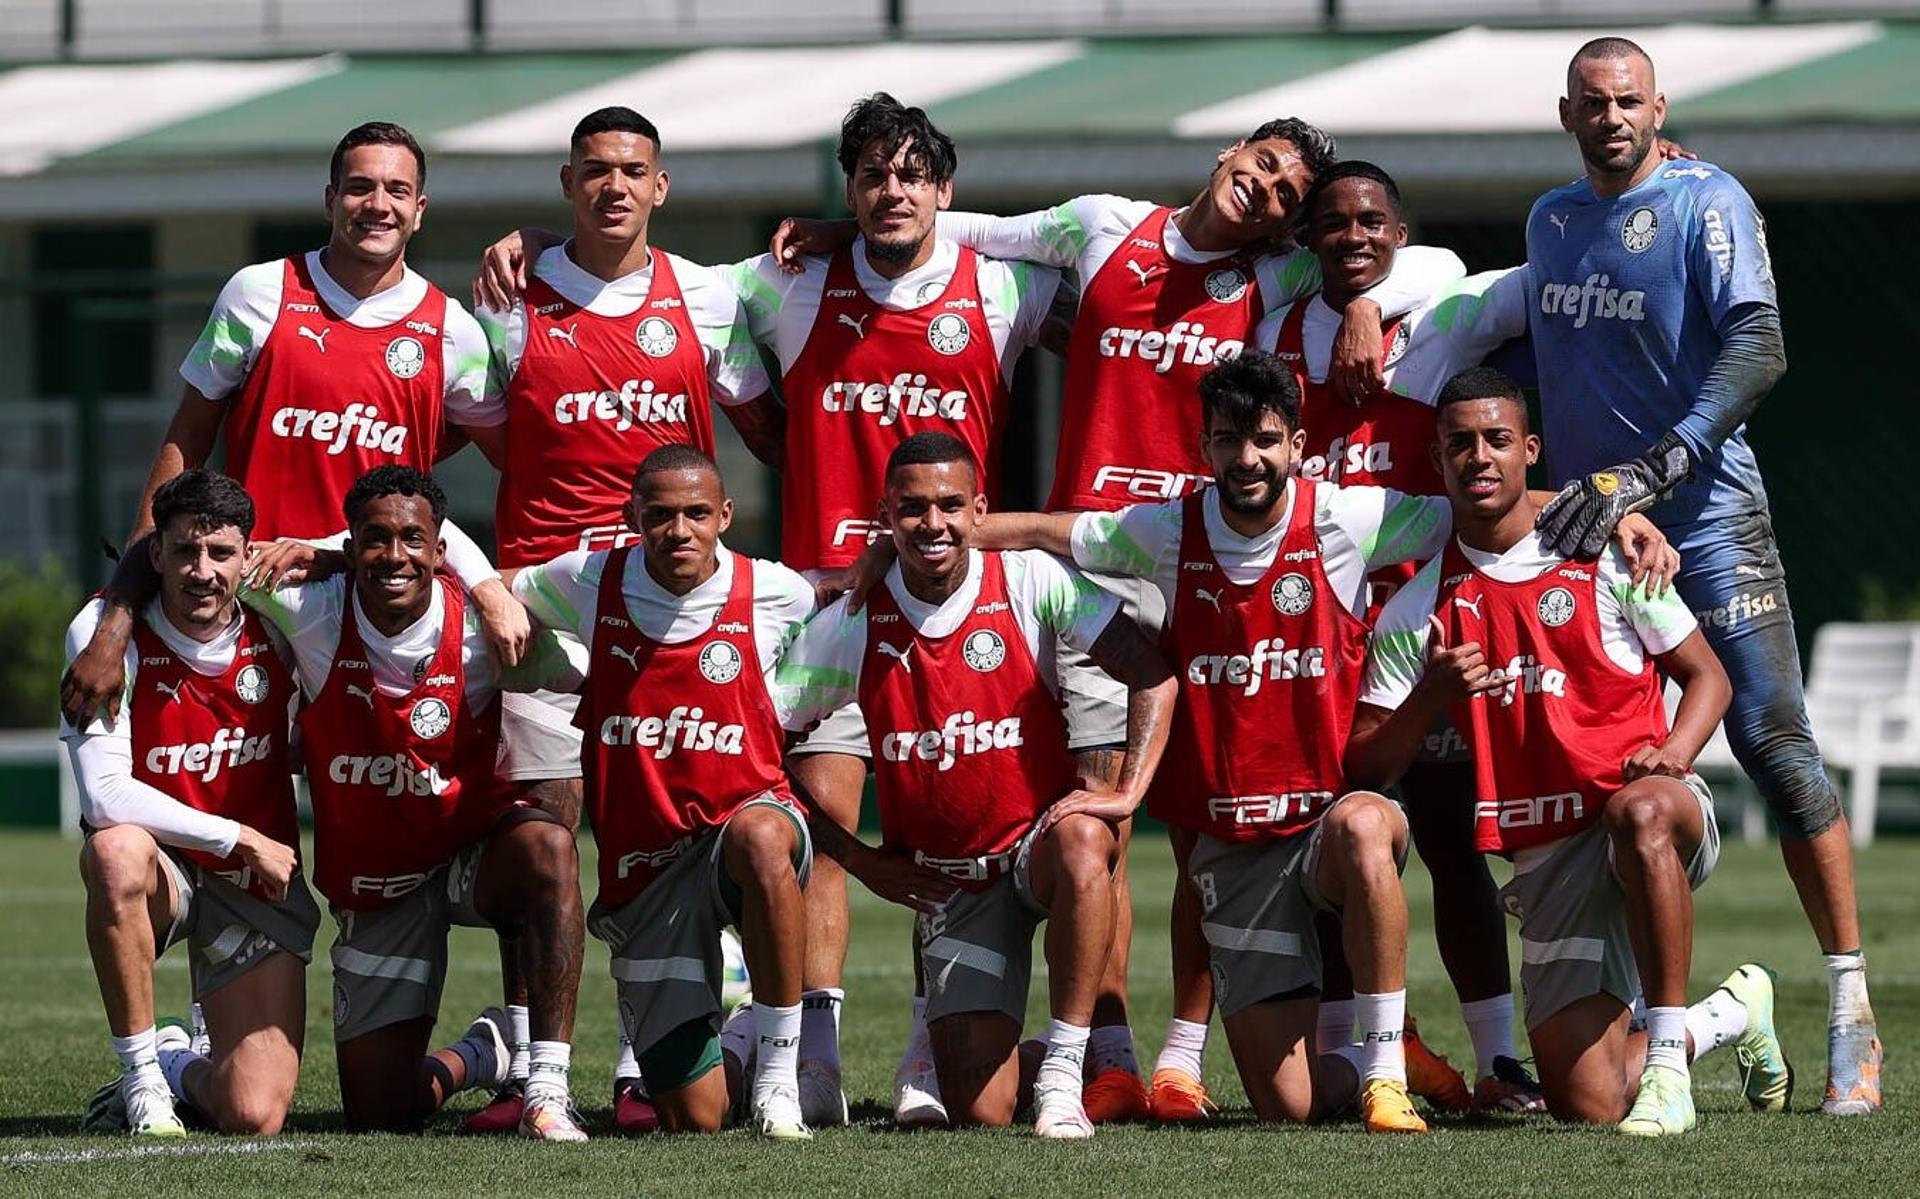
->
[1360,1078,1429,1135]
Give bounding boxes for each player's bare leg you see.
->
[473,814,586,1141]
[791,750,864,1126]
[1025,810,1121,1138]
[1151,826,1218,1122]
[1073,745,1147,1123]
[337,1012,507,1131]
[722,803,809,1137]
[78,825,187,1137]
[183,953,306,1134]
[930,1012,1023,1127]
[1221,998,1353,1123]
[1313,792,1424,1133]
[473,778,584,1134]
[1531,994,1639,1124]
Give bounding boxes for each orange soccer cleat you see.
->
[1402,1015,1472,1113]
[1147,1067,1219,1123]
[1082,1067,1151,1124]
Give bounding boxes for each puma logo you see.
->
[1124,260,1159,288]
[608,644,642,670]
[1733,564,1767,580]
[1453,596,1483,618]
[1547,213,1569,238]
[876,642,912,672]
[345,684,376,707]
[547,324,578,347]
[1194,587,1222,613]
[838,312,869,339]
[154,679,186,704]
[298,326,330,352]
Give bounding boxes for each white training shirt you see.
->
[1068,479,1453,623]
[476,244,770,413]
[179,250,496,427]
[772,548,1119,733]
[723,237,1060,379]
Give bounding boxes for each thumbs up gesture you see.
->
[1418,614,1505,705]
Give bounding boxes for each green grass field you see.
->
[0,828,1910,1196]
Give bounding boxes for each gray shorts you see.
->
[156,850,320,1001]
[791,699,872,760]
[916,823,1047,1024]
[1503,775,1720,1030]
[590,798,811,1057]
[1056,570,1162,751]
[499,688,584,782]
[328,841,489,1043]
[1188,795,1408,1017]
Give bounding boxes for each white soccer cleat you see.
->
[797,1059,848,1128]
[519,1092,589,1142]
[122,1075,187,1139]
[892,1055,948,1127]
[1032,1080,1095,1140]
[461,1007,512,1092]
[752,1085,814,1141]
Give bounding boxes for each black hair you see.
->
[571,106,661,154]
[330,121,425,190]
[634,444,722,489]
[1570,36,1654,85]
[885,430,978,485]
[1241,117,1337,183]
[1435,366,1529,427]
[1197,351,1302,437]
[1304,160,1404,222]
[836,93,957,186]
[151,469,255,540]
[343,465,447,528]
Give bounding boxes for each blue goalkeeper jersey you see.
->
[1524,160,1778,533]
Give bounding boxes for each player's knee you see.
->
[509,819,579,887]
[1045,812,1116,877]
[1603,785,1675,852]
[217,1088,291,1136]
[652,1091,725,1134]
[723,809,798,883]
[79,827,157,906]
[1547,1085,1625,1125]
[1328,794,1400,862]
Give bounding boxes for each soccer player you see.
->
[1345,367,1794,1133]
[507,446,818,1138]
[66,470,314,1138]
[771,118,1466,1122]
[1508,37,1879,1112]
[774,431,1177,1138]
[241,467,589,1138]
[474,95,1067,1126]
[1259,160,1541,1111]
[61,121,522,730]
[462,106,781,1133]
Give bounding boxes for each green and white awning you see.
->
[3,21,1915,213]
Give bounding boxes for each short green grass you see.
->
[0,829,1910,1197]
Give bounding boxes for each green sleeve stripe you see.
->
[1271,248,1325,305]
[1366,627,1424,677]
[183,315,253,369]
[721,261,783,342]
[1074,512,1155,576]
[1362,494,1445,568]
[1038,202,1090,265]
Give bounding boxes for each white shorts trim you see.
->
[1201,922,1303,956]
[331,944,435,985]
[922,935,1008,980]
[610,955,708,985]
[1519,935,1606,966]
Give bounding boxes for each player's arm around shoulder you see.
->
[60,599,136,739]
[1324,482,1452,573]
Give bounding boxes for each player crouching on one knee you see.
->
[1346,367,1794,1135]
[507,446,819,1139]
[65,470,317,1138]
[773,432,1178,1138]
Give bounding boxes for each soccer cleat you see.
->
[1714,964,1793,1113]
[1618,1064,1697,1136]
[460,1007,512,1092]
[892,1055,948,1127]
[1147,1067,1218,1123]
[1082,1067,1151,1124]
[1822,1026,1883,1117]
[463,1080,526,1133]
[1473,1056,1548,1114]
[752,1086,814,1141]
[613,1076,661,1133]
[1402,1016,1471,1113]
[1032,1080,1095,1139]
[1359,1078,1429,1134]
[519,1093,590,1142]
[797,1059,849,1128]
[86,1073,186,1139]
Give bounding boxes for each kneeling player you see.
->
[511,446,817,1137]
[243,467,590,1137]
[776,432,1177,1138]
[1347,368,1794,1133]
[66,471,316,1137]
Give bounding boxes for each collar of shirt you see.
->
[847,236,961,310]
[304,249,428,326]
[140,598,244,674]
[536,242,657,316]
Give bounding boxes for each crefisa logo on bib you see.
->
[385,336,426,379]
[962,629,1006,672]
[635,316,679,357]
[698,640,744,684]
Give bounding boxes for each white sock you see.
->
[1316,999,1355,1056]
[1154,1017,1208,1080]
[800,988,844,1070]
[157,1045,202,1100]
[507,1004,531,1083]
[525,1040,572,1104]
[615,1034,640,1085]
[1088,1025,1139,1077]
[1825,951,1874,1029]
[753,1002,803,1108]
[1037,1020,1089,1093]
[1685,988,1748,1063]
[111,1027,163,1085]
[1643,1005,1689,1075]
[1353,991,1408,1083]
[1459,994,1517,1080]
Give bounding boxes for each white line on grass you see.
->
[2,1139,321,1167]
